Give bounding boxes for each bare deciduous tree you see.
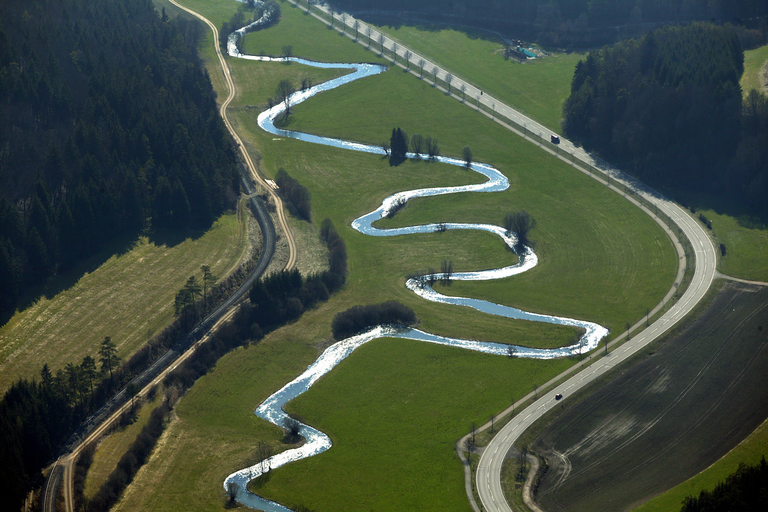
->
[507,345,517,358]
[503,210,537,250]
[353,19,359,40]
[366,26,373,47]
[378,33,385,54]
[226,482,240,505]
[283,416,301,440]
[282,44,293,61]
[431,66,439,85]
[404,49,412,69]
[276,79,295,117]
[426,136,440,159]
[391,41,398,61]
[427,267,437,287]
[460,83,466,101]
[410,133,423,156]
[418,58,425,77]
[441,259,453,285]
[445,72,453,93]
[255,441,274,473]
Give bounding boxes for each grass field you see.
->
[278,63,676,337]
[531,282,768,512]
[372,22,584,132]
[0,212,248,393]
[695,208,768,282]
[741,43,768,96]
[84,392,164,499]
[112,2,679,510]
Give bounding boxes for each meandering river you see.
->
[223,16,608,511]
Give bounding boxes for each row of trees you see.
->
[385,127,444,162]
[86,399,172,512]
[275,168,312,222]
[0,0,241,315]
[330,0,767,47]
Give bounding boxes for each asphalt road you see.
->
[472,163,718,511]
[297,4,719,511]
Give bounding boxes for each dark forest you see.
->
[331,0,767,47]
[562,23,767,217]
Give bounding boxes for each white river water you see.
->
[222,11,608,511]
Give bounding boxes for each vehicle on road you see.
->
[551,134,560,144]
[555,393,563,400]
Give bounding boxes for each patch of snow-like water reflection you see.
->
[222,29,608,511]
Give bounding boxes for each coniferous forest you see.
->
[331,0,767,47]
[0,0,240,316]
[562,23,768,218]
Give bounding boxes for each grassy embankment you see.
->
[371,21,584,132]
[113,3,677,511]
[0,211,248,393]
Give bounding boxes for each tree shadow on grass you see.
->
[0,233,137,328]
[0,224,210,329]
[147,225,206,249]
[389,154,407,166]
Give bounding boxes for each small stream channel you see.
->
[223,12,608,511]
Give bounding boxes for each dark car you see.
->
[555,393,563,400]
[550,134,560,144]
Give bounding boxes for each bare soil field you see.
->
[531,281,768,512]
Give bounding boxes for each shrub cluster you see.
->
[332,301,417,340]
[275,168,311,222]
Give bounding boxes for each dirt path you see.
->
[167,0,297,272]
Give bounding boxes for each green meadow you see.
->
[741,43,768,96]
[372,22,584,131]
[113,1,678,510]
